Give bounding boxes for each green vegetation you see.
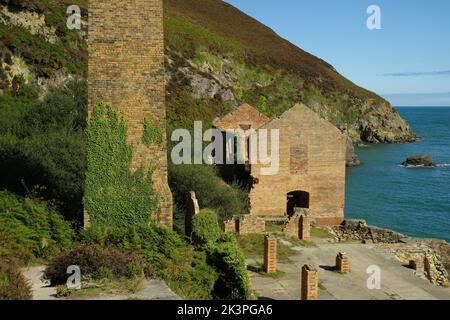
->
[169,164,248,232]
[0,80,87,223]
[0,0,87,78]
[45,244,150,285]
[143,115,164,147]
[0,191,74,264]
[84,103,159,229]
[78,224,218,300]
[0,191,74,300]
[192,209,223,244]
[0,256,32,300]
[237,234,312,263]
[206,235,250,300]
[311,227,335,239]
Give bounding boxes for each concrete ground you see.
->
[248,242,450,300]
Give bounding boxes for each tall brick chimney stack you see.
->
[87,0,173,228]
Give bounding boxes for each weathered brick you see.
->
[87,0,173,228]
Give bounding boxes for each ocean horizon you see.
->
[345,106,450,242]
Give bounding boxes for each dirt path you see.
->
[22,266,56,300]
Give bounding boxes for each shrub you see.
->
[126,262,144,279]
[0,80,87,223]
[45,244,150,285]
[80,224,217,300]
[93,267,113,280]
[192,209,222,244]
[84,103,159,228]
[207,236,250,300]
[0,191,74,263]
[169,164,248,222]
[0,254,32,300]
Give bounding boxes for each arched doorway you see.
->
[287,191,310,217]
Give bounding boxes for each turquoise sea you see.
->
[345,107,450,242]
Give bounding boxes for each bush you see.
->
[0,191,74,263]
[192,209,222,244]
[80,224,218,300]
[169,164,248,222]
[0,254,32,300]
[93,267,113,280]
[45,244,151,285]
[0,80,87,223]
[207,236,250,300]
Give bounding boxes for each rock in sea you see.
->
[402,155,435,167]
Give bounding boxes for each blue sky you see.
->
[225,0,450,106]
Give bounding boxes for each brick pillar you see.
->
[301,264,318,300]
[264,235,277,273]
[336,252,350,273]
[299,214,310,241]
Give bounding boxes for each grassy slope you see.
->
[1,0,413,142]
[165,0,381,102]
[164,0,415,143]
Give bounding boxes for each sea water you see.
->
[345,107,450,241]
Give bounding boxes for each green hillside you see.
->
[0,0,415,143]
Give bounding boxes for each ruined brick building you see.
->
[87,0,173,227]
[214,103,347,226]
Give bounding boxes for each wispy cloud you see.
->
[380,70,450,77]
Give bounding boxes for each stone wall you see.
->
[394,247,449,287]
[249,104,347,225]
[330,219,407,244]
[223,217,237,233]
[238,215,266,235]
[88,0,173,227]
[223,215,266,234]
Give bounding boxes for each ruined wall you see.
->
[249,104,347,225]
[88,0,173,227]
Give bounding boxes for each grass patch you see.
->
[59,277,144,299]
[311,227,335,239]
[265,222,283,233]
[236,234,311,263]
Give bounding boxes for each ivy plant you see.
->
[84,103,159,228]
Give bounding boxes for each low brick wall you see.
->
[238,215,266,235]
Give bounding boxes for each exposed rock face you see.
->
[402,155,435,167]
[0,4,57,43]
[346,137,361,167]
